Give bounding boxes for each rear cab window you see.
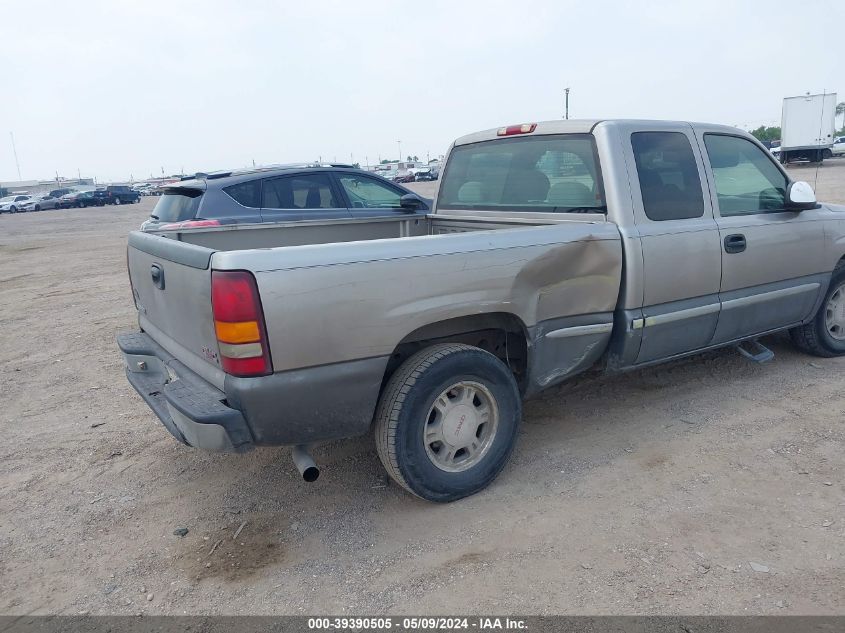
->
[151,187,203,222]
[437,134,606,213]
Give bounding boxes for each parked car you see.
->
[118,119,845,502]
[103,185,141,205]
[394,172,416,183]
[57,190,101,208]
[0,194,34,213]
[141,164,430,231]
[49,188,76,198]
[414,169,436,181]
[833,137,845,157]
[20,194,62,211]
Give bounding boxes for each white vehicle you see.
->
[833,137,845,157]
[0,194,33,213]
[780,93,837,163]
[21,194,62,212]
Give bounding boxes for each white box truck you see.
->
[779,93,837,164]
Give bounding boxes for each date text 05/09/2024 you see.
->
[307,617,528,630]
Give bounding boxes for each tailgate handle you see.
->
[150,263,165,289]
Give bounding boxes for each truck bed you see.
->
[129,213,622,409]
[155,212,605,250]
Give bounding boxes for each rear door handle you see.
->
[724,234,746,254]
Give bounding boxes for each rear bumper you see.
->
[118,332,254,452]
[117,331,388,451]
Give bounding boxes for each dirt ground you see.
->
[1,162,844,616]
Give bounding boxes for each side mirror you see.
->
[399,193,424,211]
[786,181,817,211]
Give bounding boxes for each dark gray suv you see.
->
[142,164,430,231]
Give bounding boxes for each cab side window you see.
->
[703,134,787,216]
[631,132,704,221]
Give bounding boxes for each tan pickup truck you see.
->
[118,119,845,501]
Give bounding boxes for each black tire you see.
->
[114,197,121,205]
[790,263,845,357]
[823,149,833,160]
[34,205,40,211]
[78,201,86,208]
[374,343,521,502]
[9,206,16,213]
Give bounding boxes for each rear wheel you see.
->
[791,264,845,357]
[114,197,121,205]
[374,343,521,502]
[9,206,16,213]
[34,205,40,211]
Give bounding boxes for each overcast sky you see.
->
[1,0,842,183]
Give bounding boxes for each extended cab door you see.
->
[620,123,722,364]
[694,128,827,344]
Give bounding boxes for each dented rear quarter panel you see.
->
[212,222,623,373]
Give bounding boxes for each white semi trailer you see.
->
[780,93,837,164]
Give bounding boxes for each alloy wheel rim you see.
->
[423,381,499,473]
[825,284,845,341]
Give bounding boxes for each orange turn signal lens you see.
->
[214,320,260,344]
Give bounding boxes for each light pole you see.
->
[10,132,21,180]
[564,88,570,120]
[397,140,402,163]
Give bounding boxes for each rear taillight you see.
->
[497,123,537,136]
[159,219,221,230]
[211,270,272,377]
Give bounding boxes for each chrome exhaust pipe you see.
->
[291,445,319,482]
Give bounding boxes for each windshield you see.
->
[151,188,203,222]
[0,196,17,202]
[438,134,606,213]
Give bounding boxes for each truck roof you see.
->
[452,119,745,146]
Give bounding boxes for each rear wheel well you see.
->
[381,313,529,393]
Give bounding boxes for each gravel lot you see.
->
[2,162,844,615]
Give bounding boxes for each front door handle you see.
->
[724,234,746,254]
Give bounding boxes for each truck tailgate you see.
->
[127,232,225,390]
